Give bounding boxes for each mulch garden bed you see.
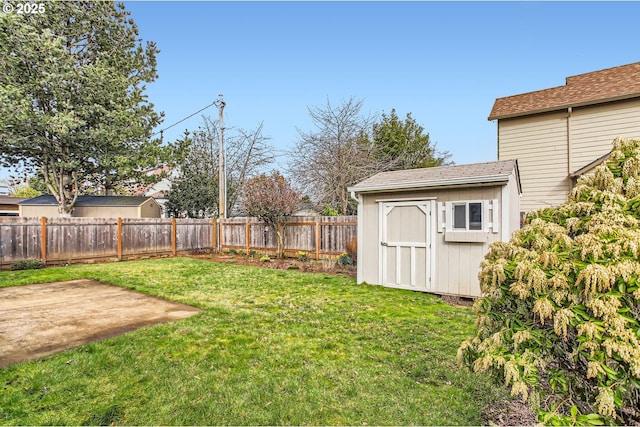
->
[189,253,357,277]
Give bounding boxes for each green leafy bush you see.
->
[10,259,46,271]
[458,138,640,425]
[336,252,353,266]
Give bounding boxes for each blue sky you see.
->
[3,1,640,181]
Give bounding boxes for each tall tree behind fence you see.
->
[0,216,356,268]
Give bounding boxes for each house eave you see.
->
[488,93,640,121]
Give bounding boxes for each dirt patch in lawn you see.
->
[0,279,201,368]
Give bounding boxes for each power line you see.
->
[152,100,218,139]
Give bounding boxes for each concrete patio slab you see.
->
[0,279,201,367]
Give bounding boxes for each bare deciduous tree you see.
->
[166,116,274,218]
[288,98,383,215]
[289,99,453,215]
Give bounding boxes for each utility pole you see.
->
[215,94,226,220]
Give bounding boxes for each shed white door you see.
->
[380,201,433,292]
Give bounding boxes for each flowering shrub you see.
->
[458,138,640,425]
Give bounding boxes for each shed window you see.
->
[469,203,482,230]
[451,202,483,231]
[453,204,466,229]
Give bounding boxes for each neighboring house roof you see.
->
[488,62,640,120]
[132,166,173,197]
[146,190,167,199]
[293,201,320,216]
[19,195,154,207]
[349,160,521,194]
[0,196,26,205]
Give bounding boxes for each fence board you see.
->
[46,218,118,261]
[0,217,41,264]
[176,219,214,252]
[122,218,172,256]
[219,216,357,258]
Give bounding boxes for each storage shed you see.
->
[19,195,162,218]
[348,160,521,298]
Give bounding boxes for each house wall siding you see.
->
[498,99,640,214]
[569,99,640,172]
[498,112,569,213]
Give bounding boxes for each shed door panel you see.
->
[381,202,431,291]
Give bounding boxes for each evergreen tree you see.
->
[0,1,163,215]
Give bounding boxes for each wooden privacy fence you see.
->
[220,216,357,259]
[0,216,357,268]
[0,217,215,268]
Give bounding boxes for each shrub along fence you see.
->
[0,216,357,268]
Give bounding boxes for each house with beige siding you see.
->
[489,62,640,215]
[348,160,521,298]
[19,195,162,218]
[0,196,25,216]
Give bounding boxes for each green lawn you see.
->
[0,257,507,425]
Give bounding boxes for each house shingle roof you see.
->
[349,160,520,193]
[488,62,640,120]
[19,195,153,206]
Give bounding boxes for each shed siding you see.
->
[360,196,380,285]
[19,206,59,217]
[140,198,161,218]
[74,206,138,218]
[570,99,640,172]
[19,203,160,218]
[498,112,569,213]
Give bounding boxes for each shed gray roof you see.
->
[348,160,521,194]
[19,195,154,207]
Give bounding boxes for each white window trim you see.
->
[439,199,499,234]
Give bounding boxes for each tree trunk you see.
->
[275,223,285,259]
[58,202,73,217]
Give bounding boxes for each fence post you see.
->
[117,217,123,260]
[245,221,251,253]
[315,219,320,260]
[212,218,217,253]
[219,219,224,253]
[171,218,177,256]
[40,217,47,263]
